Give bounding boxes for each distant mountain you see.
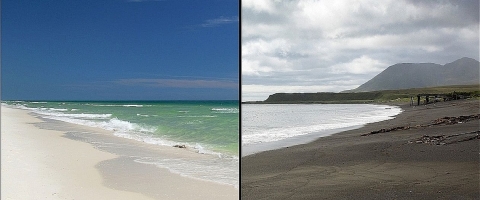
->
[346,57,480,92]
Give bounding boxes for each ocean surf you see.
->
[242,104,402,156]
[3,100,239,188]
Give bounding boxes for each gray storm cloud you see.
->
[242,0,479,101]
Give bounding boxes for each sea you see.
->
[2,100,239,187]
[242,104,402,156]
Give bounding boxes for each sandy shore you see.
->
[1,106,238,200]
[241,99,479,199]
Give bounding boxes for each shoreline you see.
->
[242,103,403,157]
[1,106,238,200]
[242,99,479,199]
[4,100,239,160]
[242,125,363,157]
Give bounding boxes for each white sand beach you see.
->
[1,106,238,200]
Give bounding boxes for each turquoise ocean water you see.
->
[3,100,239,186]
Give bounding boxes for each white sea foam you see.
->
[48,108,69,112]
[20,104,228,158]
[91,104,149,107]
[18,105,156,136]
[185,120,203,124]
[5,101,237,163]
[242,104,402,145]
[193,143,223,156]
[114,132,176,146]
[122,104,144,107]
[4,100,239,188]
[9,103,36,110]
[7,103,107,119]
[211,108,239,114]
[134,156,239,188]
[112,131,231,160]
[177,115,217,118]
[45,112,112,119]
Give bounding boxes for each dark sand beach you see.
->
[241,99,479,199]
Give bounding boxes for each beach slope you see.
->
[1,106,154,199]
[241,100,479,199]
[1,106,238,200]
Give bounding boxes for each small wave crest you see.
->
[123,104,145,107]
[243,105,402,145]
[177,115,217,118]
[48,108,69,112]
[47,112,112,119]
[5,101,235,163]
[19,105,157,137]
[31,101,47,104]
[134,156,238,188]
[91,104,150,107]
[242,122,359,145]
[211,108,239,114]
[101,118,157,133]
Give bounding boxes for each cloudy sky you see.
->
[242,0,479,101]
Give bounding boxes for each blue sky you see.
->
[2,0,239,100]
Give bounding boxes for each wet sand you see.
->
[1,106,238,200]
[241,100,479,199]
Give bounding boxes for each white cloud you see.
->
[201,16,238,28]
[242,0,479,101]
[241,59,273,76]
[242,0,277,14]
[115,78,238,89]
[329,56,385,74]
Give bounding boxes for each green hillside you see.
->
[254,84,480,104]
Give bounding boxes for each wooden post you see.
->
[417,95,420,106]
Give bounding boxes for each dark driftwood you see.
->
[362,114,480,136]
[173,144,186,148]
